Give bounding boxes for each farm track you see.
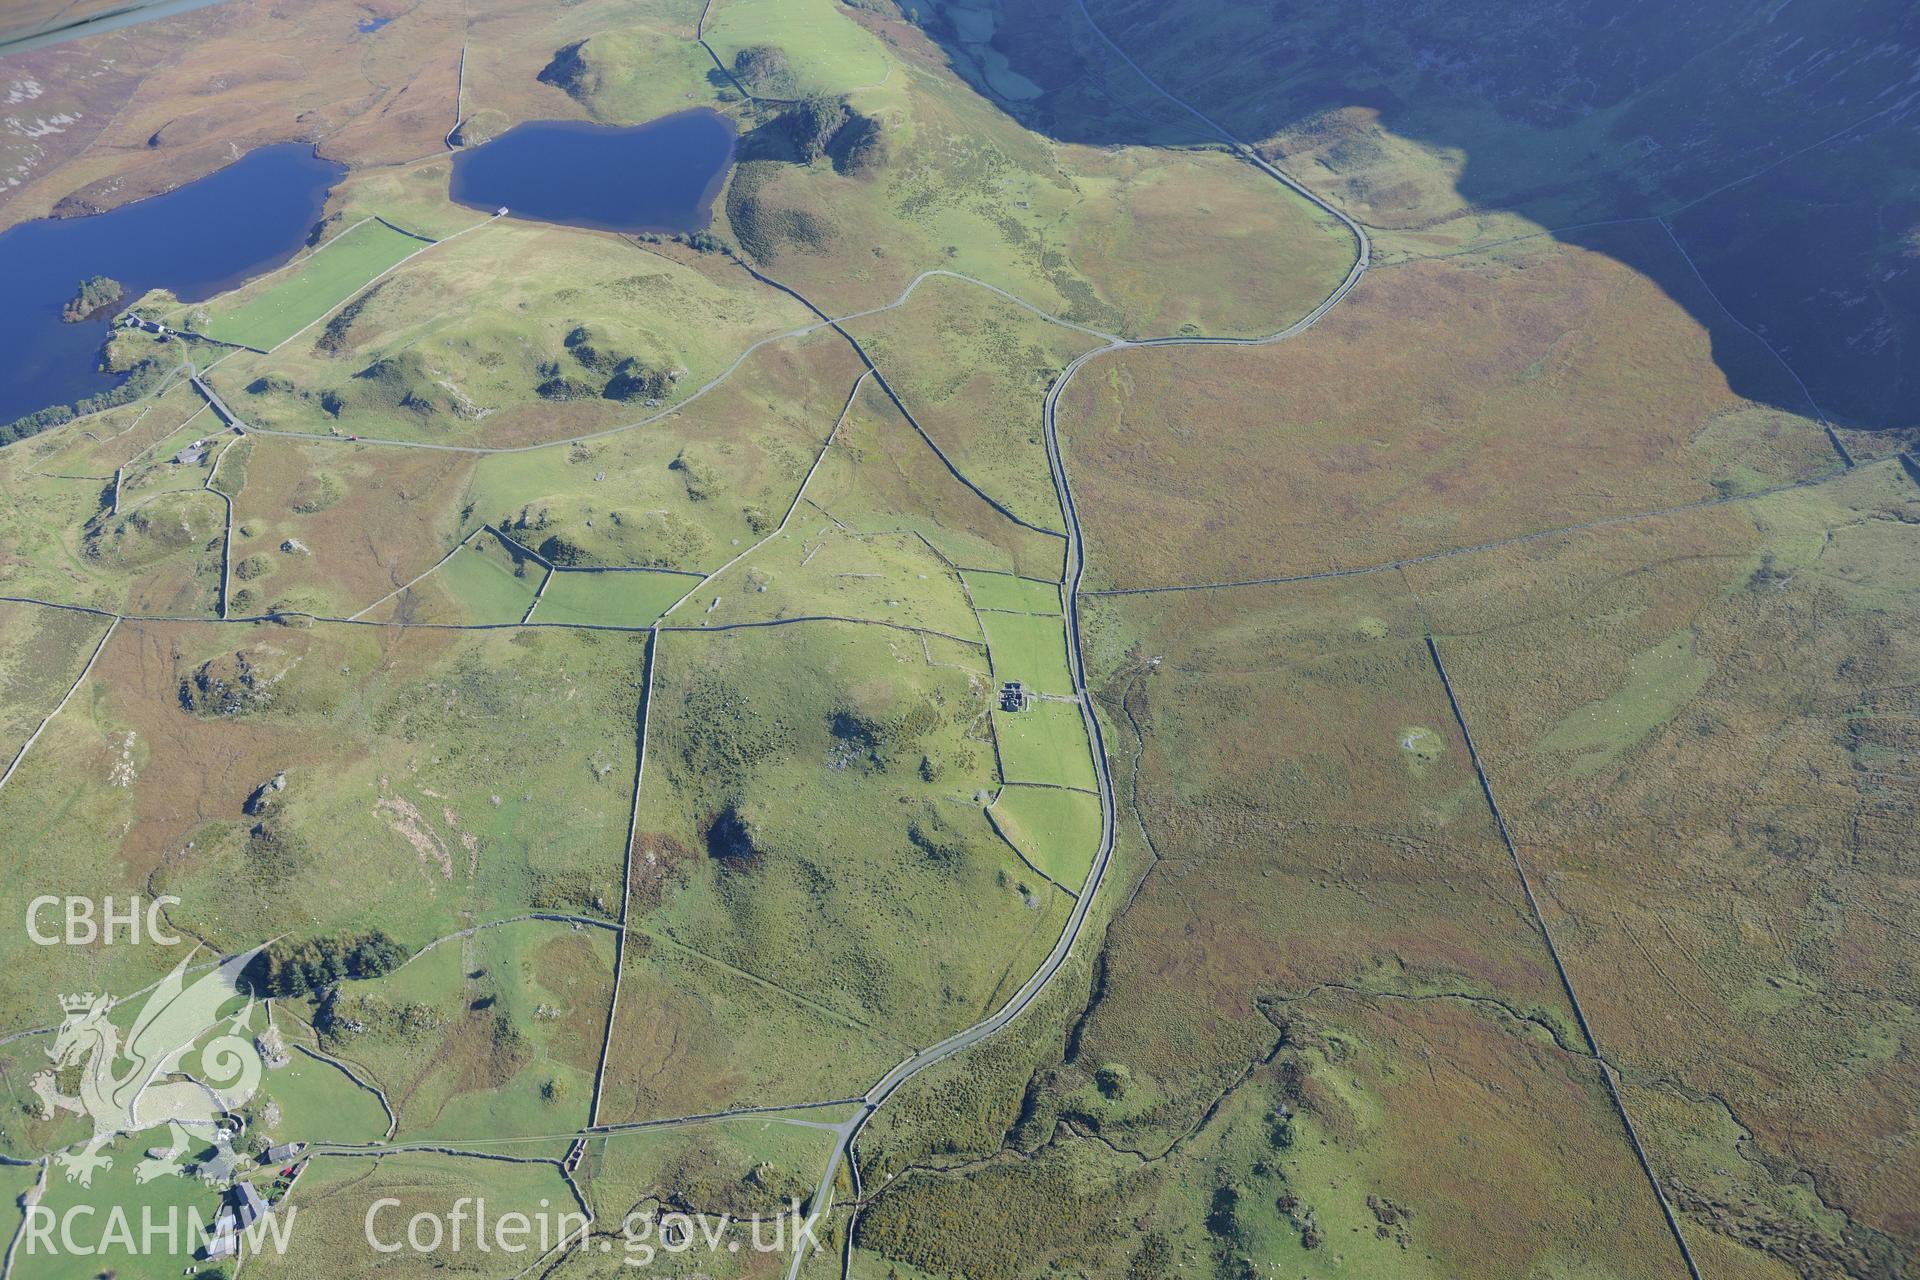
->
[766,5,1380,1272]
[191,266,1110,462]
[731,259,1070,539]
[0,23,1687,1279]
[2,8,1898,1276]
[789,0,1840,1268]
[0,130,1872,1280]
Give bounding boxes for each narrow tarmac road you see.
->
[778,10,1376,1275]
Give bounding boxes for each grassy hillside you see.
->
[0,0,1914,1275]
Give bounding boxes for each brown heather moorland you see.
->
[0,0,1915,1275]
[1059,225,1841,591]
[1407,463,1920,1270]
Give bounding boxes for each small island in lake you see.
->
[61,275,125,323]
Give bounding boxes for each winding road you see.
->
[774,9,1375,1273]
[0,5,1761,1277]
[0,7,1377,1275]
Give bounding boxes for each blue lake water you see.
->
[449,112,737,235]
[357,16,392,32]
[0,143,343,425]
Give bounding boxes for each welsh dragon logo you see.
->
[31,948,265,1188]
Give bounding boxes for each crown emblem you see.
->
[40,948,269,1191]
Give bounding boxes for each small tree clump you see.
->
[246,929,411,997]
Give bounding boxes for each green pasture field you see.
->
[985,785,1100,885]
[408,529,545,625]
[823,508,1062,586]
[960,570,1059,615]
[0,469,119,608]
[250,1150,578,1279]
[978,610,1073,695]
[223,435,479,620]
[260,1042,393,1147]
[1534,627,1712,776]
[460,329,864,571]
[10,1126,229,1280]
[0,602,109,759]
[599,939,908,1124]
[842,273,1096,533]
[700,0,891,97]
[1140,992,1686,1280]
[681,515,982,638]
[296,919,614,1141]
[0,386,236,616]
[202,220,813,450]
[0,620,645,1030]
[596,619,1067,1116]
[805,380,1068,582]
[581,1113,845,1223]
[0,1161,38,1211]
[508,24,715,128]
[2,1005,277,1269]
[694,22,1355,358]
[85,488,228,615]
[115,416,222,500]
[196,218,429,351]
[326,159,494,242]
[3,378,201,486]
[990,699,1096,792]
[0,1164,41,1266]
[529,569,694,628]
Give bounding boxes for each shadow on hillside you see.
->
[910,0,1920,435]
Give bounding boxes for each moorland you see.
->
[0,1,1915,1278]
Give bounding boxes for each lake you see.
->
[0,143,343,426]
[448,112,737,235]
